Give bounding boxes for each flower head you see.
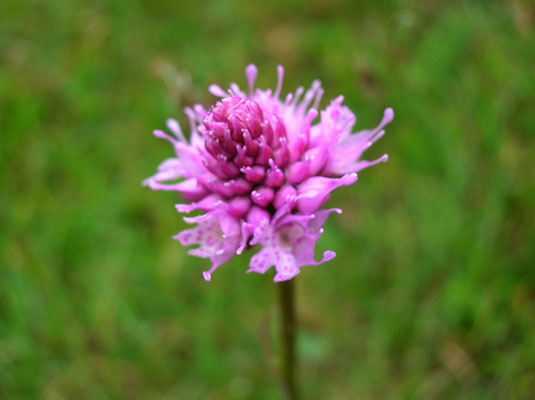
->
[145,65,393,282]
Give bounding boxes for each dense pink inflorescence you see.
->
[145,65,393,282]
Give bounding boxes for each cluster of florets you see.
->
[145,65,393,282]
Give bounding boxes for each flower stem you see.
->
[278,279,298,400]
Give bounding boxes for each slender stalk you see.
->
[278,279,298,400]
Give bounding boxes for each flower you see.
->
[145,65,393,282]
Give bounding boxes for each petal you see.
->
[245,64,258,97]
[310,96,354,147]
[247,206,271,246]
[175,211,241,281]
[143,158,185,186]
[175,194,222,213]
[247,209,341,282]
[237,220,254,255]
[248,224,300,280]
[290,209,341,267]
[274,65,285,100]
[324,107,393,175]
[296,173,358,214]
[209,84,228,98]
[166,118,187,142]
[350,154,389,173]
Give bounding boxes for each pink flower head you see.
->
[145,65,393,282]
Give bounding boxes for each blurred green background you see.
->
[1,0,535,399]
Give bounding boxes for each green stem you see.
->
[278,279,298,400]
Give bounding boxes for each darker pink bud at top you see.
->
[273,184,297,209]
[228,196,252,218]
[251,186,275,208]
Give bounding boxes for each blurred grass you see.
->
[1,0,535,399]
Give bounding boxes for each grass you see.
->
[1,0,535,398]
